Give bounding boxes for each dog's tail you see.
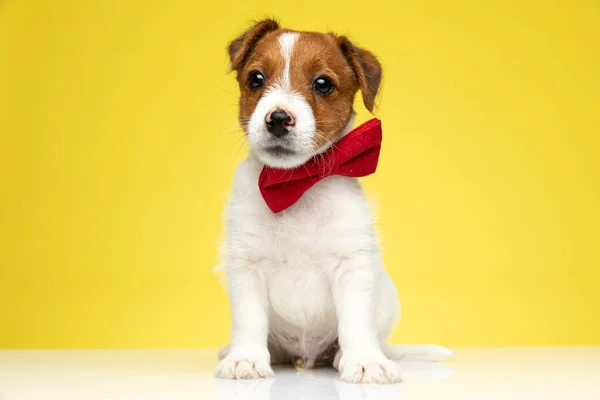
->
[383,344,454,362]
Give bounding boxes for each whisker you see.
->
[234,136,248,158]
[219,128,245,136]
[313,129,340,152]
[215,86,239,98]
[228,133,247,156]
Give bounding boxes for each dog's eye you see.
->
[248,71,266,90]
[312,76,334,96]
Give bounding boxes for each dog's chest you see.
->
[227,155,374,261]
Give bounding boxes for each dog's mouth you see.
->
[251,129,318,168]
[262,145,297,157]
[255,143,314,169]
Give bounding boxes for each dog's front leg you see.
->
[333,252,401,384]
[215,258,273,380]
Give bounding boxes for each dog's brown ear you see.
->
[228,19,280,71]
[334,35,382,112]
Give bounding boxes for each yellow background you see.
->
[1,0,599,349]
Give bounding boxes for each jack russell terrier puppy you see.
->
[216,19,452,384]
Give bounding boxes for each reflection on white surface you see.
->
[0,348,599,400]
[215,361,453,400]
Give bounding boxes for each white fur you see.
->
[215,148,453,383]
[216,147,401,382]
[216,31,452,384]
[278,32,299,90]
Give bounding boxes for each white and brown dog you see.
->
[216,19,452,384]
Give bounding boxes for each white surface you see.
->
[0,347,599,399]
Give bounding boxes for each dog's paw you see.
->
[215,356,274,380]
[338,352,402,384]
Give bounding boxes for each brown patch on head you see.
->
[228,20,286,128]
[235,32,288,127]
[287,32,359,149]
[285,32,382,149]
[227,20,382,152]
[228,19,280,71]
[333,35,383,112]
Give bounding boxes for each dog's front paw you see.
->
[215,355,274,380]
[338,352,402,384]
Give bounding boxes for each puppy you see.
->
[216,19,452,384]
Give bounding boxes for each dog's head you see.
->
[228,19,382,168]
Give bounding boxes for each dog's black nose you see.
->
[266,109,294,138]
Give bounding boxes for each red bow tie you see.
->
[258,118,382,213]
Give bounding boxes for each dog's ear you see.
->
[334,35,382,112]
[228,19,280,71]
